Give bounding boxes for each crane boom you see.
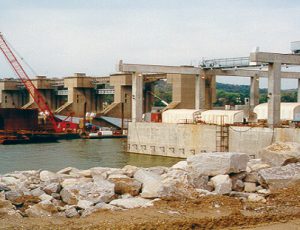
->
[0,33,59,131]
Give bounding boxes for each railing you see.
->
[96,89,115,95]
[200,57,251,69]
[56,90,68,96]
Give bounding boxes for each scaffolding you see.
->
[216,115,229,152]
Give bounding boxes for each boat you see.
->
[0,132,59,145]
[82,130,127,139]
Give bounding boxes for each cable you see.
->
[5,38,38,77]
[229,126,254,132]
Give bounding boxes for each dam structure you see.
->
[119,47,300,158]
[1,45,300,157]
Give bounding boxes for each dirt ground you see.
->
[1,184,300,230]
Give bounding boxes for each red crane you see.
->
[0,33,75,132]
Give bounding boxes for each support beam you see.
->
[195,74,206,110]
[119,61,300,79]
[268,63,281,128]
[132,73,143,122]
[250,75,259,107]
[298,79,300,103]
[209,69,300,79]
[119,60,200,75]
[250,52,300,65]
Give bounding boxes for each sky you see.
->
[0,0,300,88]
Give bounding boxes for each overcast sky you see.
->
[0,0,300,88]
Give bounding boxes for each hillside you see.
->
[153,80,297,106]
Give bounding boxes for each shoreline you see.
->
[1,147,300,229]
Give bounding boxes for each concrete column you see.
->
[95,95,104,112]
[144,82,154,113]
[267,62,281,128]
[250,75,260,107]
[298,79,300,102]
[204,74,216,109]
[195,74,206,110]
[132,73,143,122]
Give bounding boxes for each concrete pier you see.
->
[23,76,56,110]
[298,79,300,103]
[267,63,281,128]
[250,75,259,108]
[195,74,205,110]
[144,82,155,113]
[167,74,196,109]
[131,73,143,122]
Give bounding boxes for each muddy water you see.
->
[0,139,181,174]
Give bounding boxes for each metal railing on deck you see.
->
[200,57,251,69]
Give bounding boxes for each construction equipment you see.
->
[0,32,77,133]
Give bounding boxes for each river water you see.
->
[0,139,181,174]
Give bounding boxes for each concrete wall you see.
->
[167,74,196,109]
[127,122,300,158]
[104,74,132,118]
[229,126,300,157]
[0,80,27,108]
[0,91,24,108]
[127,122,217,158]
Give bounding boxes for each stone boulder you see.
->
[40,171,59,182]
[61,178,92,188]
[211,175,232,195]
[187,152,249,176]
[106,168,127,177]
[187,173,209,190]
[57,167,79,175]
[109,178,142,196]
[171,161,188,170]
[0,183,11,192]
[259,142,300,167]
[248,194,266,203]
[1,176,20,186]
[95,202,122,211]
[259,163,300,191]
[73,170,92,178]
[122,165,139,178]
[247,159,270,172]
[159,169,198,199]
[25,202,58,217]
[5,191,23,202]
[244,182,257,193]
[109,197,154,209]
[30,188,44,197]
[108,174,129,180]
[145,166,168,175]
[134,169,163,198]
[60,180,115,205]
[244,172,259,183]
[65,206,79,218]
[39,193,53,202]
[77,200,94,210]
[43,183,61,195]
[90,167,111,179]
[232,179,244,192]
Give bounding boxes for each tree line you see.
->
[153,80,298,107]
